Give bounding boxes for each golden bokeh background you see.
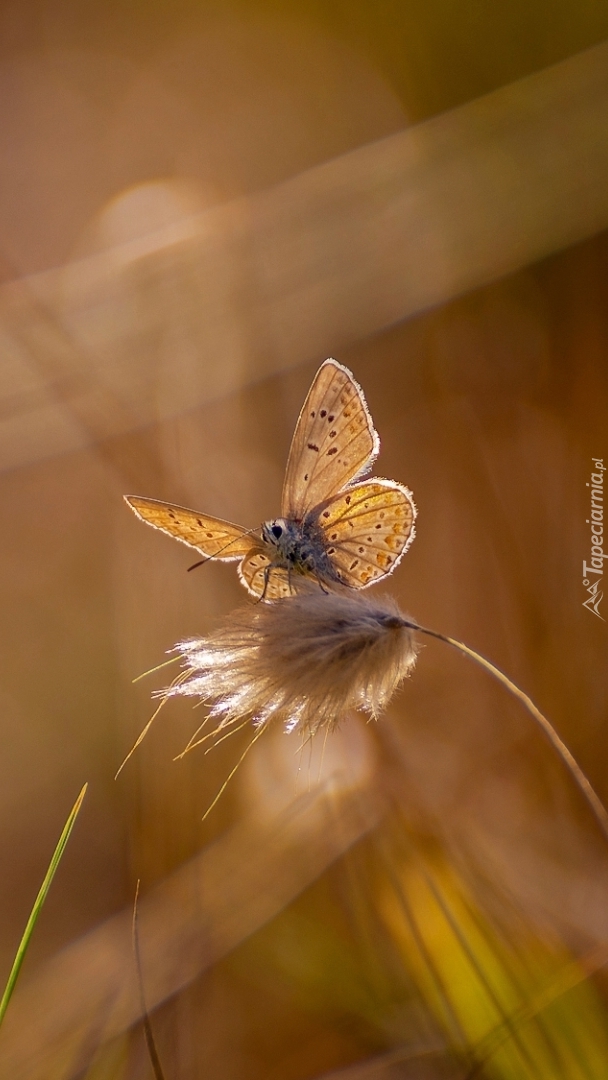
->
[0,2,607,1077]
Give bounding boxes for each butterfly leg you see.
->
[258,563,271,603]
[315,572,329,595]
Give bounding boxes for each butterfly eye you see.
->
[271,524,283,539]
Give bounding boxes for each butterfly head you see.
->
[261,518,291,549]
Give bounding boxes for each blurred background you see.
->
[0,1,607,1077]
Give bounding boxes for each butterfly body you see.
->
[260,516,340,588]
[126,358,417,600]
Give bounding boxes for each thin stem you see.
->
[116,669,190,778]
[202,722,267,821]
[132,881,165,1080]
[132,654,181,684]
[403,620,608,846]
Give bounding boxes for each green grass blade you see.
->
[0,782,87,1029]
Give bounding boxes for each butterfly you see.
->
[125,358,417,600]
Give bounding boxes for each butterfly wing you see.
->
[315,479,416,588]
[125,496,255,560]
[238,549,293,600]
[281,359,380,521]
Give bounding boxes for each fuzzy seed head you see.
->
[168,588,418,735]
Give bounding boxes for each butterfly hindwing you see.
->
[125,496,254,560]
[238,549,293,600]
[281,359,379,521]
[314,479,416,588]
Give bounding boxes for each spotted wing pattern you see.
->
[125,496,254,560]
[281,359,379,521]
[238,549,293,600]
[314,479,416,588]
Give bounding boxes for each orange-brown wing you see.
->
[125,496,255,560]
[315,479,416,588]
[238,549,293,600]
[281,359,379,521]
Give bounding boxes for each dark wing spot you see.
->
[320,409,327,418]
[307,443,319,452]
[310,410,316,418]
[304,473,309,482]
[328,414,335,422]
[322,510,330,519]
[330,532,338,540]
[375,523,382,529]
[345,495,351,505]
[349,560,359,570]
[329,430,337,438]
[327,547,336,555]
[358,546,365,553]
[327,447,338,456]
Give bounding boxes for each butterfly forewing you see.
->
[125,496,254,561]
[281,359,379,521]
[315,480,416,588]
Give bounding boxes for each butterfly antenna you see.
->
[187,527,259,572]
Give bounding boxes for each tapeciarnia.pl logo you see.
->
[582,457,605,620]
